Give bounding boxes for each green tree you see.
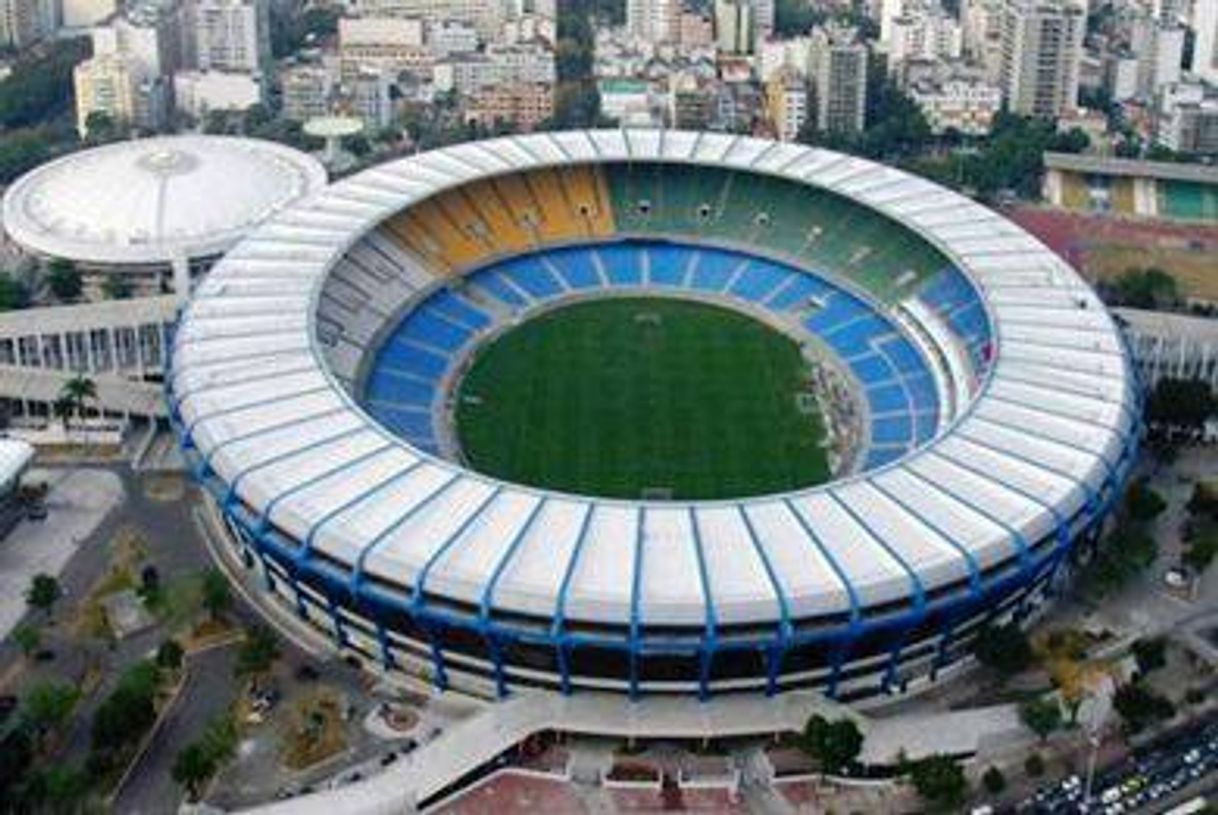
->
[972,621,1033,675]
[235,625,280,676]
[22,680,80,746]
[1131,638,1167,676]
[201,569,231,622]
[91,661,161,754]
[1019,697,1062,742]
[11,623,40,657]
[0,38,90,129]
[101,275,132,300]
[45,258,82,302]
[1024,752,1045,777]
[0,271,30,310]
[26,573,61,618]
[1183,525,1218,573]
[41,764,89,810]
[157,638,185,671]
[1113,682,1175,734]
[1124,479,1167,522]
[982,765,1006,794]
[172,742,215,800]
[1109,267,1179,309]
[58,374,97,432]
[909,754,967,810]
[1146,378,1215,435]
[800,714,864,776]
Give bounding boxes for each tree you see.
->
[157,638,185,671]
[1024,753,1045,777]
[800,714,864,776]
[58,374,96,429]
[1131,638,1167,676]
[1113,682,1175,734]
[0,271,30,310]
[101,275,132,300]
[1019,697,1062,742]
[91,661,161,754]
[972,622,1033,675]
[26,573,60,618]
[11,624,40,658]
[44,258,82,302]
[172,742,215,800]
[235,625,280,676]
[22,680,79,746]
[1108,267,1179,310]
[982,765,1006,794]
[1183,525,1218,573]
[1124,479,1167,522]
[0,38,90,129]
[41,765,88,810]
[1146,377,1215,436]
[909,754,967,810]
[201,569,231,622]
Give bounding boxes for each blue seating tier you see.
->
[362,240,947,472]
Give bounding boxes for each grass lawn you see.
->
[455,297,828,500]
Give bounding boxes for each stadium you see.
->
[168,129,1140,706]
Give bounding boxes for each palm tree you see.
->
[51,396,74,433]
[58,375,96,440]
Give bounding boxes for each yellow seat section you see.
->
[380,209,453,274]
[491,172,545,241]
[434,189,499,256]
[401,199,486,271]
[458,178,536,256]
[557,165,614,237]
[522,168,584,243]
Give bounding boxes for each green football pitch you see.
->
[455,297,829,500]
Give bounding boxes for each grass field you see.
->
[455,298,828,500]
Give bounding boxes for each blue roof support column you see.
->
[375,620,394,670]
[688,509,718,702]
[628,508,645,701]
[550,505,594,697]
[488,639,507,700]
[327,594,346,647]
[738,506,792,697]
[478,498,547,700]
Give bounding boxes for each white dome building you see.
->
[2,135,327,299]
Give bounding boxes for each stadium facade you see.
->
[169,130,1140,706]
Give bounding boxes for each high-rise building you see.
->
[999,0,1086,118]
[810,24,868,134]
[752,0,774,42]
[1194,0,1218,84]
[714,0,754,55]
[189,0,270,76]
[627,0,679,42]
[72,4,178,136]
[0,0,40,49]
[765,65,807,141]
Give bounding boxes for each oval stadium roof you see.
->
[2,135,327,266]
[171,130,1139,631]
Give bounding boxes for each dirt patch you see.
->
[1083,244,1218,302]
[280,688,349,771]
[142,472,186,502]
[68,526,149,641]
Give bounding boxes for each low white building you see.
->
[908,74,1002,136]
[173,70,262,117]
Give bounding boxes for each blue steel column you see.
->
[550,505,595,696]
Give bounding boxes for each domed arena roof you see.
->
[1,135,327,266]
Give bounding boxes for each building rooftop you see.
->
[2,135,327,266]
[1044,151,1218,185]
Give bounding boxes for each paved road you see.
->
[113,643,241,815]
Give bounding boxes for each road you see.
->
[112,643,241,815]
